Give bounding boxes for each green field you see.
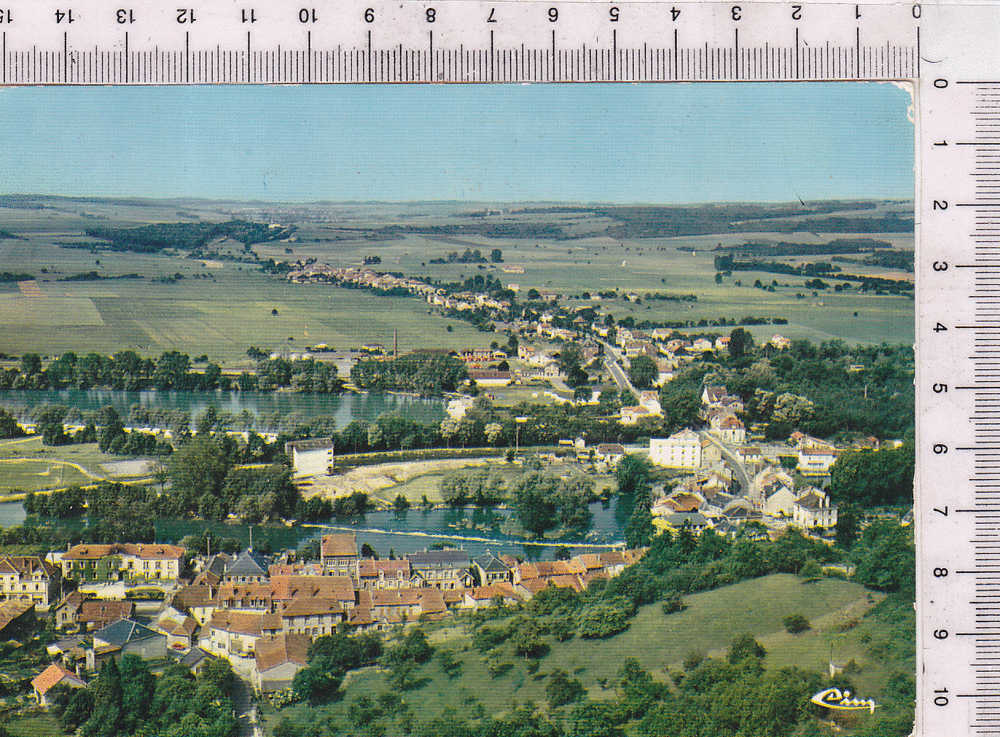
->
[0,437,123,493]
[0,197,913,367]
[4,712,68,737]
[267,574,889,733]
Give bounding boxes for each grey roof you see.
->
[666,511,709,526]
[177,647,216,669]
[473,553,510,573]
[205,553,231,578]
[225,550,269,577]
[285,438,333,452]
[93,618,162,648]
[407,550,472,570]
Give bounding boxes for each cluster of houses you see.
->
[285,264,511,315]
[7,534,644,705]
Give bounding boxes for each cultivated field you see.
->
[0,197,913,367]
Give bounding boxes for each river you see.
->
[0,500,627,562]
[0,389,446,429]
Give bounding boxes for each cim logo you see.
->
[809,687,877,714]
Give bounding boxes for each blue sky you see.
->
[0,83,912,203]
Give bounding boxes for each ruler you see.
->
[919,4,1000,737]
[0,0,924,84]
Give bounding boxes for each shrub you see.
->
[545,669,585,708]
[661,593,686,614]
[783,613,810,633]
[577,603,631,639]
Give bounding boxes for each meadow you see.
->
[265,574,889,734]
[0,197,913,369]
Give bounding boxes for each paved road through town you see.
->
[700,431,753,496]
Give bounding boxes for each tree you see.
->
[167,435,232,515]
[83,659,122,737]
[545,669,585,707]
[727,634,767,664]
[35,404,69,446]
[728,327,754,359]
[292,663,343,705]
[118,654,154,735]
[557,343,584,377]
[616,454,652,499]
[490,248,503,263]
[0,408,23,439]
[830,443,914,507]
[511,472,561,537]
[628,355,658,389]
[852,521,914,595]
[782,614,810,633]
[625,506,655,549]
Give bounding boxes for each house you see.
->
[60,543,184,585]
[595,443,626,465]
[207,611,282,658]
[464,583,522,609]
[468,369,512,387]
[170,584,217,625]
[797,446,839,476]
[650,429,702,469]
[711,414,746,444]
[762,485,798,518]
[770,334,792,350]
[793,489,839,529]
[0,600,35,639]
[691,338,714,353]
[0,555,60,607]
[270,575,356,612]
[638,390,663,415]
[653,511,710,536]
[31,663,85,706]
[78,600,135,631]
[738,446,763,465]
[91,618,167,663]
[53,591,88,630]
[222,549,270,584]
[319,533,357,577]
[253,633,310,693]
[407,550,474,589]
[276,598,345,638]
[473,553,512,585]
[284,438,333,477]
[177,647,219,676]
[700,438,723,466]
[357,558,411,590]
[619,405,653,425]
[714,336,731,352]
[156,610,199,650]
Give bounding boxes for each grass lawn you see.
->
[5,712,69,737]
[0,438,126,492]
[267,574,884,734]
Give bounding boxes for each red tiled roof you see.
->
[270,575,354,603]
[31,663,84,696]
[321,533,357,558]
[255,634,310,672]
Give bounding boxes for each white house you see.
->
[710,414,746,445]
[650,429,702,470]
[793,488,839,529]
[446,396,475,420]
[797,446,839,476]
[284,438,333,477]
[762,486,798,517]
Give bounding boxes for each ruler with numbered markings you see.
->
[0,1,923,84]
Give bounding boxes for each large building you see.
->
[320,533,358,577]
[0,555,60,607]
[60,544,184,585]
[284,438,333,477]
[650,429,702,469]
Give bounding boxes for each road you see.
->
[233,677,262,737]
[598,339,638,396]
[700,431,753,497]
